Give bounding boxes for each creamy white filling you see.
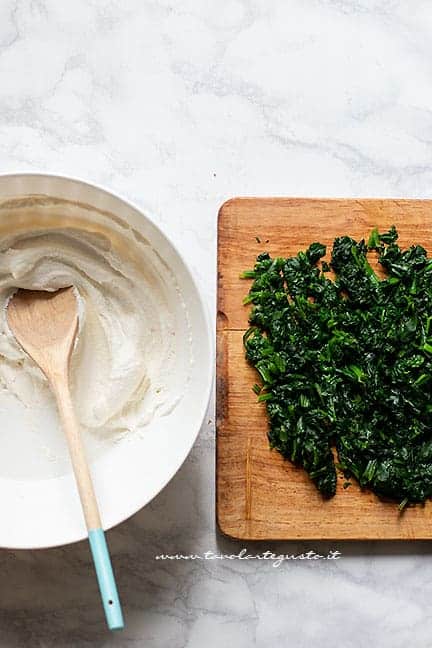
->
[0,198,192,446]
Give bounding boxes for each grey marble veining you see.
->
[1,1,432,646]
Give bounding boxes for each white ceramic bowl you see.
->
[0,173,213,549]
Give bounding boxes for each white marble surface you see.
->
[0,0,432,645]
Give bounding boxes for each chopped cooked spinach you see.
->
[242,226,432,506]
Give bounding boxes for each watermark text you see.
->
[155,548,341,568]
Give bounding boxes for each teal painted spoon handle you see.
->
[89,529,124,630]
[52,378,124,631]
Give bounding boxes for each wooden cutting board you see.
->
[217,197,432,540]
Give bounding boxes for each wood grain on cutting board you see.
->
[217,197,432,540]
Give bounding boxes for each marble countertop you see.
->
[1,1,432,646]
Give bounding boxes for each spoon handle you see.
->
[88,528,124,631]
[53,377,124,631]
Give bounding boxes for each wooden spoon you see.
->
[7,287,124,631]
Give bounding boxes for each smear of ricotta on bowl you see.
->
[0,195,193,478]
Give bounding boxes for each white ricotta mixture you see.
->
[0,196,192,458]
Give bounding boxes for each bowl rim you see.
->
[0,171,214,549]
